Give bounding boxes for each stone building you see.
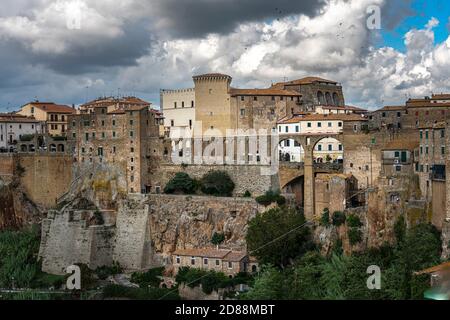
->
[67,97,163,194]
[0,113,43,151]
[18,101,75,136]
[161,73,346,136]
[172,248,253,277]
[381,140,418,177]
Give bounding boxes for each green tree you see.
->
[246,207,314,267]
[164,172,197,194]
[211,232,225,246]
[241,265,284,300]
[332,211,346,226]
[200,171,235,197]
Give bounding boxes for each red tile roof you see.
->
[415,261,450,275]
[278,113,367,124]
[26,102,75,114]
[383,140,419,151]
[173,248,247,261]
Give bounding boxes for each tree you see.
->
[241,265,284,300]
[320,208,330,227]
[164,172,197,195]
[332,211,346,226]
[200,171,235,197]
[211,232,225,246]
[246,207,314,267]
[255,190,286,207]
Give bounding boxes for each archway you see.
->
[325,92,332,105]
[313,137,343,164]
[278,138,304,163]
[20,144,27,152]
[29,144,35,152]
[317,91,325,105]
[50,144,57,152]
[282,175,305,208]
[332,92,339,106]
[57,144,65,153]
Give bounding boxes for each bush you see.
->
[346,214,362,228]
[95,262,122,280]
[243,190,252,198]
[320,208,330,227]
[200,171,235,197]
[211,232,225,246]
[255,190,286,207]
[332,211,346,226]
[20,134,35,142]
[175,267,239,295]
[164,172,198,194]
[348,228,363,245]
[130,267,164,288]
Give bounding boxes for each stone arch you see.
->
[312,136,344,164]
[325,92,332,105]
[20,144,28,152]
[29,144,35,152]
[57,144,65,153]
[50,144,57,152]
[278,137,306,163]
[317,91,325,105]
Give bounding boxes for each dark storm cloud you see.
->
[151,0,327,38]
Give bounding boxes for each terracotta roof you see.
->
[0,115,40,123]
[319,105,367,112]
[82,96,151,108]
[383,139,419,151]
[107,109,126,115]
[173,248,248,261]
[173,248,232,259]
[25,102,75,114]
[229,88,302,97]
[414,261,450,275]
[271,76,338,88]
[376,106,406,112]
[406,101,450,108]
[223,251,247,262]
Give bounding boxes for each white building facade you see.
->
[0,114,43,151]
[160,88,195,137]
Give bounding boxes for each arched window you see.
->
[332,92,339,106]
[325,92,332,105]
[317,91,325,105]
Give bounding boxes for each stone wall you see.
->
[151,164,274,197]
[39,194,262,274]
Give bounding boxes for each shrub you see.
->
[95,262,122,280]
[200,171,235,197]
[164,172,197,195]
[175,267,237,295]
[255,190,286,207]
[320,208,330,227]
[130,267,164,288]
[346,214,362,228]
[332,211,346,226]
[348,228,363,245]
[20,134,35,142]
[243,190,252,198]
[211,232,225,246]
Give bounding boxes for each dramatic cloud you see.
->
[0,0,449,111]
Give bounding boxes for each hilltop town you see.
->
[1,73,449,299]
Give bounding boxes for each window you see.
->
[101,132,105,139]
[339,144,343,151]
[395,166,401,172]
[425,146,429,154]
[182,101,185,108]
[280,96,284,101]
[420,131,423,139]
[441,130,445,138]
[204,258,208,265]
[328,144,333,151]
[113,131,116,138]
[85,133,89,141]
[420,146,423,155]
[285,126,289,133]
[176,256,180,264]
[328,122,332,127]
[189,120,192,128]
[228,262,233,269]
[171,120,174,127]
[279,126,282,133]
[397,112,401,117]
[72,132,76,139]
[240,109,245,116]
[191,257,196,265]
[113,146,116,154]
[425,131,429,139]
[98,147,103,157]
[317,122,322,128]
[191,101,194,107]
[31,107,34,113]
[353,125,358,132]
[285,140,290,147]
[271,96,275,101]
[101,120,105,126]
[112,119,116,126]
[295,126,299,133]
[131,158,134,163]
[441,146,445,155]
[254,96,257,101]
[318,144,322,151]
[338,122,343,127]
[174,102,177,109]
[241,96,245,101]
[130,120,134,126]
[307,122,312,128]
[130,176,134,182]
[382,112,386,118]
[130,147,134,153]
[216,260,220,266]
[130,131,134,137]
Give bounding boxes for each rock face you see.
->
[0,179,43,230]
[39,194,262,274]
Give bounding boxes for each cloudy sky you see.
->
[0,0,449,111]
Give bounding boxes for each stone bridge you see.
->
[279,133,344,220]
[279,162,344,189]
